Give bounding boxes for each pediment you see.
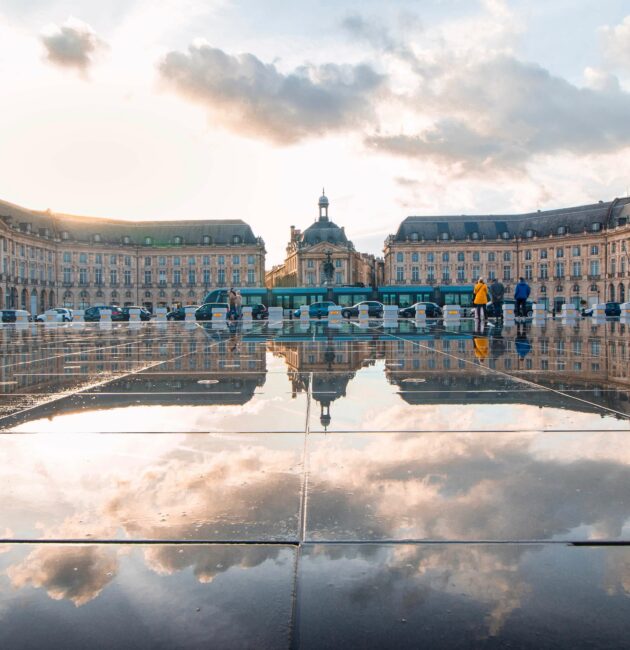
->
[301,242,348,254]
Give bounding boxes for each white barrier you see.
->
[44,310,61,323]
[591,303,606,318]
[156,307,167,322]
[383,305,398,319]
[299,305,310,323]
[242,306,253,322]
[268,307,283,322]
[184,306,196,322]
[358,305,369,320]
[414,304,427,319]
[502,304,515,320]
[129,308,141,322]
[99,309,112,322]
[211,307,227,321]
[620,302,630,317]
[328,305,342,324]
[14,310,29,324]
[72,309,84,324]
[443,305,461,321]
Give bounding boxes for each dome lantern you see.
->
[318,188,329,221]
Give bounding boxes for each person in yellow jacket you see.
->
[473,277,489,321]
[473,336,489,361]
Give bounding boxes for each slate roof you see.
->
[300,218,351,247]
[0,198,262,246]
[393,197,630,242]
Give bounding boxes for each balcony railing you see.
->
[587,274,601,280]
[570,275,582,280]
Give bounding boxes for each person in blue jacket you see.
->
[514,277,531,318]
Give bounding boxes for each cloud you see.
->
[600,15,630,72]
[40,17,105,73]
[158,42,386,144]
[366,55,630,173]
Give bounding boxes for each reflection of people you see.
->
[473,277,489,322]
[515,324,531,361]
[235,290,243,319]
[228,288,237,320]
[514,277,531,318]
[489,278,505,320]
[489,327,506,362]
[473,336,489,362]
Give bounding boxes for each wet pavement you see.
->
[0,318,629,648]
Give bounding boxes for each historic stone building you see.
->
[384,198,630,310]
[266,191,376,288]
[0,198,265,312]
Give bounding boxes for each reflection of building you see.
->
[0,197,265,313]
[271,338,378,429]
[266,191,376,289]
[385,198,630,311]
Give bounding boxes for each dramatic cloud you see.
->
[600,15,630,71]
[158,42,386,144]
[40,17,105,73]
[367,55,630,173]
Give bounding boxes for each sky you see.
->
[1,0,630,265]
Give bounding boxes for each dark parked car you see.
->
[84,305,124,322]
[398,302,443,318]
[341,301,384,319]
[0,309,32,323]
[166,306,199,321]
[486,299,534,318]
[251,304,269,320]
[120,306,152,321]
[582,302,621,317]
[292,301,337,319]
[195,303,230,321]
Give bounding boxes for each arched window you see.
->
[609,283,615,301]
[470,232,479,240]
[202,235,212,245]
[122,236,131,245]
[501,231,510,240]
[557,226,567,235]
[93,234,101,243]
[619,283,625,303]
[410,232,419,241]
[144,237,152,246]
[525,229,535,238]
[440,232,449,241]
[173,236,183,245]
[232,235,242,244]
[591,222,602,232]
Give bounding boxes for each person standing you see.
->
[473,277,489,322]
[489,278,505,320]
[228,288,237,321]
[514,277,531,318]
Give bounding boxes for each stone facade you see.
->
[0,198,265,312]
[384,198,630,310]
[265,192,376,288]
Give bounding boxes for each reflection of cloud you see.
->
[158,42,385,144]
[8,545,117,607]
[40,17,106,74]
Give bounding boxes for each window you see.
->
[247,269,255,284]
[95,254,102,265]
[232,235,241,244]
[442,267,450,280]
[79,252,87,264]
[589,260,600,276]
[218,255,224,266]
[248,255,255,265]
[396,267,404,282]
[442,252,449,262]
[457,252,464,262]
[144,270,152,285]
[525,250,532,260]
[63,267,72,283]
[457,266,465,281]
[503,251,511,261]
[306,271,315,285]
[173,236,183,245]
[202,235,211,245]
[540,263,548,279]
[572,246,581,257]
[217,269,225,284]
[123,270,131,286]
[95,268,103,285]
[488,252,496,262]
[79,268,87,285]
[173,270,181,285]
[189,256,196,266]
[411,267,419,281]
[472,251,480,262]
[110,255,117,265]
[158,256,166,266]
[540,249,548,259]
[110,269,118,285]
[556,248,564,258]
[555,262,565,278]
[144,237,152,246]
[503,266,511,280]
[572,261,582,277]
[335,272,343,284]
[159,270,167,285]
[123,256,130,267]
[396,252,404,262]
[174,256,181,266]
[472,265,480,278]
[335,259,342,268]
[145,256,151,266]
[427,266,435,281]
[525,265,532,280]
[232,255,240,265]
[63,252,71,263]
[590,245,599,255]
[203,269,211,284]
[427,252,434,263]
[188,270,196,284]
[411,252,419,263]
[488,269,496,280]
[232,269,240,284]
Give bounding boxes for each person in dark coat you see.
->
[514,277,531,318]
[489,278,505,320]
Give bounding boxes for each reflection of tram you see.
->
[204,285,475,310]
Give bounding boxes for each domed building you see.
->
[266,191,376,288]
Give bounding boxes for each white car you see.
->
[35,307,73,323]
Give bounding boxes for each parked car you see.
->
[398,302,443,318]
[35,307,73,323]
[166,306,199,321]
[195,303,230,321]
[120,306,152,321]
[292,301,337,319]
[582,302,621,317]
[341,301,384,319]
[486,299,534,318]
[84,305,124,322]
[251,304,269,320]
[0,309,32,323]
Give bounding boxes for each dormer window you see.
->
[501,231,510,240]
[202,235,212,245]
[173,236,183,245]
[525,229,535,239]
[232,235,242,245]
[61,231,69,240]
[144,236,152,245]
[591,222,602,232]
[123,236,131,245]
[410,232,419,241]
[557,226,567,235]
[470,232,479,240]
[440,232,449,241]
[93,234,101,243]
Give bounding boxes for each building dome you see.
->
[318,190,329,208]
[301,219,349,246]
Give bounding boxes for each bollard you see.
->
[383,305,398,320]
[45,310,59,323]
[591,303,606,319]
[414,304,427,322]
[620,302,630,318]
[72,309,85,324]
[156,307,167,323]
[15,310,29,324]
[184,306,196,322]
[328,305,342,325]
[211,307,227,329]
[502,304,515,320]
[241,306,253,322]
[443,305,461,321]
[299,305,310,323]
[100,309,112,323]
[129,308,141,323]
[358,305,369,321]
[268,306,283,322]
